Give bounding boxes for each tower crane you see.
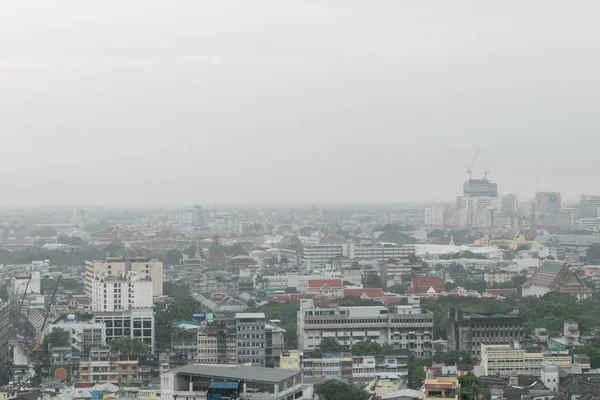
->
[466,147,490,180]
[32,276,61,352]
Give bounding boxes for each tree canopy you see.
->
[458,374,481,400]
[363,273,384,288]
[110,337,150,355]
[314,380,370,400]
[319,337,345,354]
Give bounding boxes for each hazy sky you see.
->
[1,1,599,206]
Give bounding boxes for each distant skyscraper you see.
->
[501,194,519,215]
[535,192,561,216]
[579,195,600,219]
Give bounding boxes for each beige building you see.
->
[483,268,518,284]
[424,377,459,400]
[79,346,141,384]
[85,257,163,298]
[197,335,218,364]
[480,344,572,376]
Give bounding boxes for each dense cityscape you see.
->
[2,167,600,400]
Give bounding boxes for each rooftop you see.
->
[236,312,266,319]
[173,364,300,384]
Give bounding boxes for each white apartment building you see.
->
[424,207,445,229]
[10,272,42,297]
[302,243,416,266]
[85,258,163,298]
[91,271,153,312]
[45,315,106,353]
[92,308,155,353]
[298,297,433,358]
[480,344,571,377]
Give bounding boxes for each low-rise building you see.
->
[423,377,459,400]
[298,297,433,358]
[160,364,303,400]
[522,260,592,300]
[480,344,572,377]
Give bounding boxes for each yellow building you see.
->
[280,350,301,371]
[424,377,459,400]
[197,335,218,364]
[481,344,571,376]
[475,234,540,251]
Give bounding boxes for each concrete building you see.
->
[535,192,561,217]
[425,207,445,229]
[78,346,144,384]
[161,364,303,400]
[501,194,519,215]
[423,377,459,400]
[92,308,155,353]
[480,344,571,377]
[483,268,518,284]
[463,179,498,197]
[196,335,219,364]
[298,296,433,358]
[302,243,416,265]
[265,321,286,368]
[45,314,106,353]
[91,271,153,312]
[236,313,266,366]
[10,272,42,297]
[580,195,600,219]
[0,301,9,380]
[447,307,524,360]
[85,258,163,298]
[540,361,560,392]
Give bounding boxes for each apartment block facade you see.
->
[85,258,163,298]
[298,297,433,358]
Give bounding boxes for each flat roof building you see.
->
[160,363,303,400]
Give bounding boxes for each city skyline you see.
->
[2,1,600,205]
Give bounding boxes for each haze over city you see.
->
[2,1,600,206]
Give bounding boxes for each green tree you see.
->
[408,357,426,389]
[458,374,481,400]
[46,327,70,348]
[163,249,183,267]
[154,293,201,350]
[248,301,300,349]
[319,338,345,354]
[587,243,600,263]
[104,241,125,257]
[314,380,370,400]
[337,297,382,307]
[363,273,384,288]
[110,337,150,355]
[428,229,445,239]
[351,340,382,356]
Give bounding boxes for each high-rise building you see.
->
[92,309,155,353]
[85,258,163,298]
[236,312,266,366]
[501,194,519,215]
[91,271,153,312]
[424,207,445,228]
[580,195,600,219]
[535,192,561,216]
[0,301,9,379]
[463,179,498,197]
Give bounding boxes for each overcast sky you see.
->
[1,1,599,206]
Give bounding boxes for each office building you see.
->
[480,344,572,377]
[535,192,561,217]
[298,296,433,358]
[236,313,266,366]
[302,243,416,265]
[424,207,445,228]
[501,194,519,215]
[91,271,153,312]
[0,301,9,380]
[580,195,600,219]
[85,258,163,298]
[92,308,155,353]
[447,307,524,359]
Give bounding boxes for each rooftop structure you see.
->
[161,363,303,400]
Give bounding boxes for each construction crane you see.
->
[32,276,61,352]
[466,147,490,180]
[16,277,30,326]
